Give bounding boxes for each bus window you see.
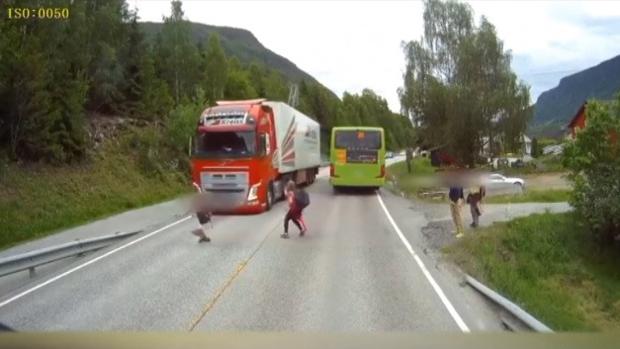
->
[335,130,382,150]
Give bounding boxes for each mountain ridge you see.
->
[139,21,323,88]
[531,54,620,137]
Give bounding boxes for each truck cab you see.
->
[191,100,278,213]
[191,99,320,214]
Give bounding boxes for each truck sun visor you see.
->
[202,111,249,126]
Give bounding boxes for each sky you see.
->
[130,0,620,112]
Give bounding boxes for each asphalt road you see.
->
[0,158,517,332]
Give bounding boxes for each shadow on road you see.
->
[0,322,15,332]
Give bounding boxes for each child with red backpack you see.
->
[281,180,309,239]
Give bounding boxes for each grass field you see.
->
[385,157,439,198]
[446,212,620,331]
[484,189,571,204]
[0,144,190,251]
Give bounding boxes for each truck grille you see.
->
[201,171,248,191]
[200,171,249,209]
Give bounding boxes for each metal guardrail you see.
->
[0,231,142,278]
[465,274,553,333]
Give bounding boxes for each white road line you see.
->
[0,215,193,309]
[376,194,470,333]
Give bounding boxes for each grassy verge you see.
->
[0,143,191,251]
[484,189,571,204]
[445,212,620,331]
[386,157,439,199]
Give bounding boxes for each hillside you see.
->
[531,54,620,137]
[140,21,319,85]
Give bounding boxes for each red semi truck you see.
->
[190,99,321,213]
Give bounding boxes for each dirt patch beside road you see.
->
[416,201,572,251]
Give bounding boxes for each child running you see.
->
[188,182,212,243]
[281,180,307,239]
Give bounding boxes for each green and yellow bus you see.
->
[329,127,386,190]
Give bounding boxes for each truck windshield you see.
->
[194,131,256,158]
[335,130,382,150]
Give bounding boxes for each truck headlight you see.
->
[247,182,261,201]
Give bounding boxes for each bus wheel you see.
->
[266,182,274,210]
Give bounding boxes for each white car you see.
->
[484,173,525,188]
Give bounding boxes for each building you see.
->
[567,100,617,144]
[567,102,587,139]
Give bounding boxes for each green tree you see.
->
[248,62,267,97]
[121,11,147,116]
[225,68,258,100]
[339,89,416,150]
[263,70,289,101]
[138,53,174,120]
[531,137,539,158]
[0,0,91,162]
[399,0,531,166]
[563,96,620,242]
[83,0,131,113]
[155,0,201,105]
[203,34,228,103]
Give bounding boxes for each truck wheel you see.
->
[266,183,274,211]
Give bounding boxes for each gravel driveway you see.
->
[414,200,572,251]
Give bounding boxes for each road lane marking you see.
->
[376,193,471,332]
[0,215,193,309]
[187,219,276,331]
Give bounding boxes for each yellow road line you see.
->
[187,223,277,331]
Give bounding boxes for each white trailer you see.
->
[264,101,321,175]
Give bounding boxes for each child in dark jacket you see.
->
[466,186,486,228]
[280,180,307,239]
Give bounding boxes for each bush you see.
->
[130,126,165,175]
[563,95,620,242]
[167,101,203,154]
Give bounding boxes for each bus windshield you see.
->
[335,130,382,150]
[194,131,256,158]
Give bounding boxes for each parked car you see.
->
[484,173,525,188]
[386,151,394,159]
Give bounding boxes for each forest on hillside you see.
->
[0,0,415,170]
